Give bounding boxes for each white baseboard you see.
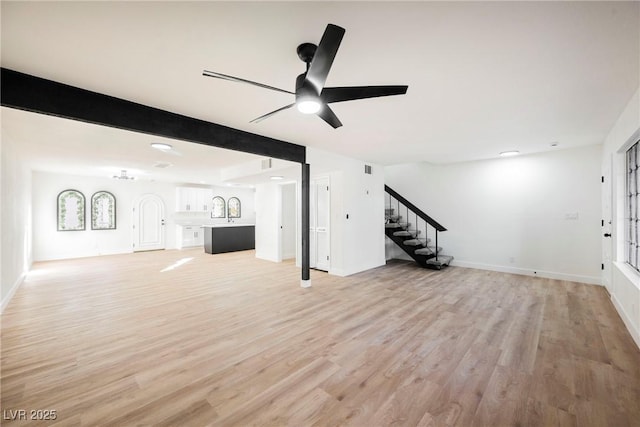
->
[35,248,134,262]
[255,252,280,263]
[330,259,386,277]
[1,273,26,314]
[449,260,601,286]
[611,293,640,349]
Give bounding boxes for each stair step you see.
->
[414,245,443,256]
[402,239,424,247]
[393,230,413,237]
[425,255,454,269]
[398,222,412,228]
[386,215,401,222]
[415,247,432,256]
[385,223,402,229]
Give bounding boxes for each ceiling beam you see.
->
[0,68,306,163]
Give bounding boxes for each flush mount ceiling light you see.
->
[150,143,173,151]
[499,151,520,157]
[270,176,284,180]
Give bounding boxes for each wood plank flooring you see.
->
[1,249,639,426]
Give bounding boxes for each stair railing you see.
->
[385,185,447,261]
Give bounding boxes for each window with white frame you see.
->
[627,140,639,272]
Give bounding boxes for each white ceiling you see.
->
[1,1,639,182]
[1,107,289,185]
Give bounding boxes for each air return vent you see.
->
[261,158,273,170]
[364,164,372,175]
[154,162,172,169]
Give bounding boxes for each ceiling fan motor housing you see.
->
[295,72,318,100]
[297,43,317,65]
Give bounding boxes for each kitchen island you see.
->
[203,224,255,254]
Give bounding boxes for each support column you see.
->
[301,163,311,287]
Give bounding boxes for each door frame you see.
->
[602,153,613,293]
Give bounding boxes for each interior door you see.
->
[602,154,613,293]
[310,177,330,271]
[279,183,297,260]
[133,194,165,252]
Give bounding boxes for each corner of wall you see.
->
[1,129,33,312]
[0,273,25,314]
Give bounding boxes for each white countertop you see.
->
[201,224,255,228]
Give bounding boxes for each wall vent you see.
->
[364,164,372,175]
[262,158,273,170]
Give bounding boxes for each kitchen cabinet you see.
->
[203,225,255,254]
[176,187,213,212]
[176,225,204,249]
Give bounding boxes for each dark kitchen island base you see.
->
[204,225,255,254]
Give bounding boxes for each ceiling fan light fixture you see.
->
[296,98,321,114]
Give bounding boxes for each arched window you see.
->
[228,197,241,218]
[91,191,116,230]
[57,189,86,231]
[211,196,226,218]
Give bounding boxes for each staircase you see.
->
[385,185,453,270]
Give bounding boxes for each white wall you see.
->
[32,171,178,261]
[1,131,32,312]
[386,144,603,284]
[307,147,386,277]
[602,87,640,348]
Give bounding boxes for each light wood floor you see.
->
[2,249,639,426]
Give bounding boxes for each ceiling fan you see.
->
[202,24,408,129]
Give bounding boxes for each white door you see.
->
[280,183,297,260]
[310,177,330,271]
[133,194,165,252]
[602,154,613,293]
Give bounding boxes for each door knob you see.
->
[604,233,611,237]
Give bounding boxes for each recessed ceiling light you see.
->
[151,143,173,151]
[270,176,284,180]
[499,151,520,157]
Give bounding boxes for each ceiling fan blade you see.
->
[250,103,295,123]
[317,104,343,129]
[321,85,408,104]
[305,24,345,94]
[203,70,294,95]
